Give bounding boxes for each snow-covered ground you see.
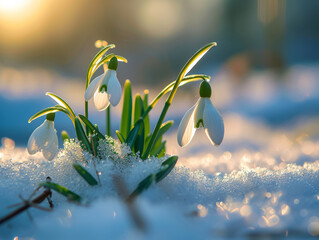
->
[1,64,319,239]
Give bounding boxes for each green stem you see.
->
[141,103,170,159]
[106,105,111,136]
[85,101,89,134]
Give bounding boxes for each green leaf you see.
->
[129,155,178,199]
[129,173,155,200]
[46,92,76,119]
[39,182,82,202]
[131,94,145,154]
[154,121,173,145]
[86,44,115,89]
[155,156,178,183]
[150,140,166,157]
[180,42,217,80]
[61,130,70,142]
[75,117,92,154]
[126,118,143,149]
[147,121,173,155]
[116,130,125,143]
[78,114,105,139]
[134,121,145,154]
[143,90,150,139]
[28,105,70,123]
[133,94,144,124]
[157,144,166,158]
[73,164,98,186]
[120,80,132,140]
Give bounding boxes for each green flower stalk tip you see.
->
[46,113,56,121]
[108,56,118,70]
[199,80,211,98]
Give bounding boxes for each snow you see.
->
[1,65,319,239]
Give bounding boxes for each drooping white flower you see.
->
[84,57,121,111]
[27,113,59,161]
[177,81,224,147]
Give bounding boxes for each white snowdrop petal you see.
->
[94,90,110,111]
[27,121,49,154]
[107,71,122,106]
[101,70,112,86]
[27,132,39,154]
[177,104,197,147]
[194,98,205,128]
[42,125,59,161]
[203,98,224,146]
[84,73,104,101]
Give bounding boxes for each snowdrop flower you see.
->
[177,81,224,147]
[27,113,59,161]
[84,56,121,111]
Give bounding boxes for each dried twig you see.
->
[0,177,54,225]
[113,175,146,231]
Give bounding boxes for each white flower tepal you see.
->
[177,81,224,147]
[85,57,122,111]
[27,113,59,161]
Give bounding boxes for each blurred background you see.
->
[0,0,319,148]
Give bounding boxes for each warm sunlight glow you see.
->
[0,0,31,13]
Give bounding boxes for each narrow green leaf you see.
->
[134,122,144,154]
[75,117,92,154]
[120,80,132,140]
[180,42,217,80]
[46,92,76,119]
[131,94,145,154]
[147,121,173,155]
[129,155,178,199]
[154,121,173,144]
[129,174,155,200]
[73,164,98,186]
[133,94,144,124]
[28,105,70,123]
[61,130,70,142]
[78,114,105,139]
[157,143,166,158]
[86,44,115,89]
[150,140,166,157]
[143,90,150,139]
[39,182,82,202]
[126,118,143,149]
[155,156,178,183]
[116,130,125,143]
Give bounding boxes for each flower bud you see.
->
[108,56,118,70]
[199,81,211,98]
[46,113,55,121]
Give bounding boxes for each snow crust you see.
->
[1,122,319,239]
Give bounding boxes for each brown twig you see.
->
[0,181,53,225]
[113,175,146,231]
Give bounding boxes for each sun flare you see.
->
[0,0,31,13]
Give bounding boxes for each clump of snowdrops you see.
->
[27,41,224,202]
